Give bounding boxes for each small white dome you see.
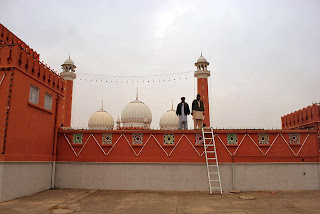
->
[159,109,179,130]
[63,57,75,65]
[197,55,207,63]
[121,99,152,127]
[88,109,114,129]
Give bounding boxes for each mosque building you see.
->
[85,54,212,130]
[120,90,152,129]
[0,23,319,202]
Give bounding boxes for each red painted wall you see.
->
[0,31,68,161]
[57,129,319,163]
[2,69,58,161]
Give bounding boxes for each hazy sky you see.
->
[1,0,319,129]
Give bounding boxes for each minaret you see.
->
[194,52,211,127]
[60,56,76,127]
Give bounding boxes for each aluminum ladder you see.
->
[202,127,222,195]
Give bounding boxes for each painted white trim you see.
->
[0,74,6,86]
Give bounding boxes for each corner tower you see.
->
[60,56,76,127]
[194,53,211,127]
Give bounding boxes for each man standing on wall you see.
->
[192,94,205,129]
[176,97,190,130]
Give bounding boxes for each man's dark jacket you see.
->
[192,99,204,111]
[176,102,190,115]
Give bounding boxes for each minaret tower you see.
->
[194,52,211,127]
[60,56,76,127]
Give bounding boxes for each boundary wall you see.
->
[55,129,320,192]
[57,129,319,163]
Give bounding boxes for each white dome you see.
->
[88,109,114,129]
[121,99,152,127]
[63,57,75,65]
[159,109,179,130]
[197,55,208,63]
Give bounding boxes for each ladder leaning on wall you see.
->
[202,127,223,195]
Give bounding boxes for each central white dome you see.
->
[121,99,152,128]
[159,109,179,130]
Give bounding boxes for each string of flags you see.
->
[77,71,194,83]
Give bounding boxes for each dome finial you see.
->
[201,50,202,56]
[101,100,104,110]
[69,54,71,59]
[171,99,173,110]
[136,87,138,100]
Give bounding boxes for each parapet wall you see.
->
[282,104,320,129]
[57,129,319,163]
[0,44,64,95]
[0,24,40,60]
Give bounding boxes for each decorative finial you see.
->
[69,54,71,59]
[171,99,173,110]
[136,87,138,100]
[201,50,202,56]
[101,100,103,110]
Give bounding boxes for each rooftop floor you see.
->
[0,189,319,214]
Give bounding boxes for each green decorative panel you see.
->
[73,133,83,144]
[227,133,238,145]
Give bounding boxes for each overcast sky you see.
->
[1,0,319,129]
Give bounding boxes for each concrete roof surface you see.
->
[0,189,319,214]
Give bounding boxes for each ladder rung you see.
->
[204,137,213,139]
[210,180,220,182]
[205,151,215,153]
[208,164,218,167]
[207,158,216,160]
[209,172,218,174]
[210,187,222,189]
[204,144,215,146]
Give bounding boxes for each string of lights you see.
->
[76,71,194,83]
